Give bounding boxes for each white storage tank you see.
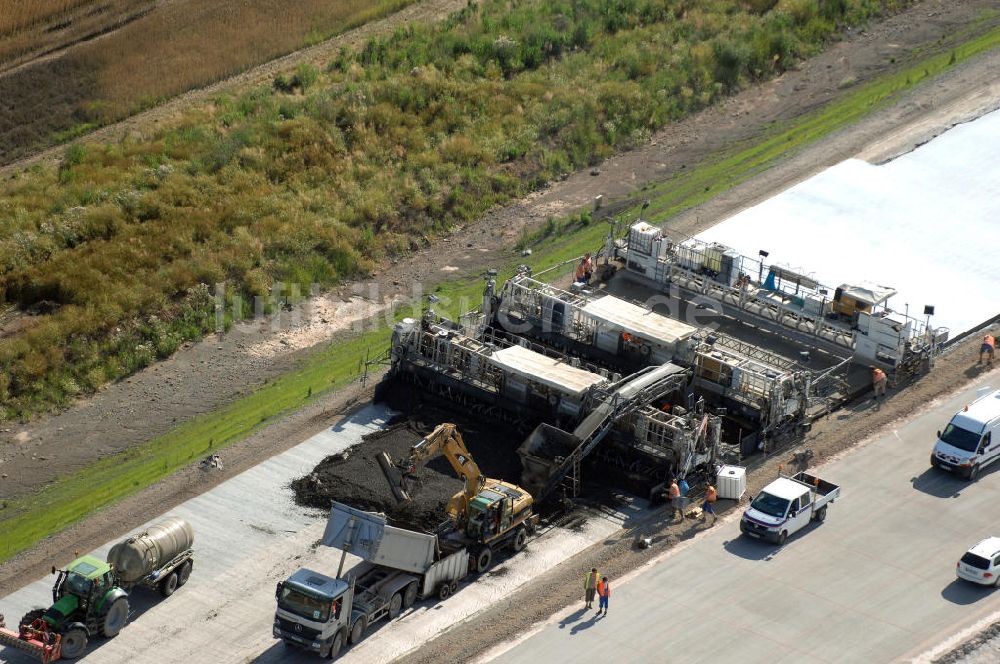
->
[716,465,747,500]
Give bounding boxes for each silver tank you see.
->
[107,517,194,585]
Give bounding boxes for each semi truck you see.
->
[740,471,840,544]
[274,501,468,658]
[0,517,194,662]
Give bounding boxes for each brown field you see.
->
[0,0,414,164]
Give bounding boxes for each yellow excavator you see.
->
[378,423,537,572]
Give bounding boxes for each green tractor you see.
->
[17,555,130,660]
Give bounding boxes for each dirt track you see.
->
[2,0,1000,609]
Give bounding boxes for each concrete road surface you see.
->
[0,404,629,664]
[482,378,1000,664]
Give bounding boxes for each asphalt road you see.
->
[483,378,1000,664]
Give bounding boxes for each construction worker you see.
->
[667,478,683,520]
[584,567,599,609]
[702,483,717,524]
[871,366,887,402]
[677,476,690,517]
[582,253,594,281]
[980,334,995,366]
[596,576,611,615]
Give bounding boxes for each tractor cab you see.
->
[47,557,116,627]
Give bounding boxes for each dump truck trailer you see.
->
[274,502,469,658]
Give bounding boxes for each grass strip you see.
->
[4,19,1000,563]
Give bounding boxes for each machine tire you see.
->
[438,583,451,600]
[177,560,194,587]
[59,628,89,659]
[159,572,179,598]
[512,527,527,552]
[388,592,403,619]
[349,617,367,645]
[968,465,979,481]
[777,531,788,546]
[474,546,493,573]
[813,506,828,523]
[328,631,344,659]
[402,582,418,609]
[19,608,45,629]
[100,597,130,637]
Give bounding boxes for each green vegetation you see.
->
[0,0,916,421]
[5,12,1000,559]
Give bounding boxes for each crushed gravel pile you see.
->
[291,381,526,532]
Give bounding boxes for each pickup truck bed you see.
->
[790,471,840,508]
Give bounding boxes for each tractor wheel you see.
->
[474,546,493,573]
[402,582,418,609]
[100,598,130,637]
[19,608,45,629]
[177,560,194,587]
[349,617,367,645]
[159,572,179,598]
[59,628,89,659]
[388,593,403,620]
[512,527,527,552]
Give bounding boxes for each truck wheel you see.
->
[100,598,130,637]
[777,531,788,546]
[159,572,179,598]
[177,560,193,587]
[328,631,343,659]
[388,592,403,619]
[474,547,493,573]
[438,583,451,600]
[19,608,45,629]
[813,506,827,523]
[512,527,527,552]
[59,628,89,659]
[968,465,979,481]
[349,617,366,645]
[402,582,418,609]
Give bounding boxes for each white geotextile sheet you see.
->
[697,108,1000,336]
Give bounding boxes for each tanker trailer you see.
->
[106,516,195,596]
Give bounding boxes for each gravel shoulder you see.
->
[2,0,999,605]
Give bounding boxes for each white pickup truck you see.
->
[740,471,840,545]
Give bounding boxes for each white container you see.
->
[716,465,747,500]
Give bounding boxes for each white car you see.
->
[956,537,1000,586]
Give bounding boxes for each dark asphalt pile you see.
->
[291,380,526,532]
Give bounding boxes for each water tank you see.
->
[107,517,194,585]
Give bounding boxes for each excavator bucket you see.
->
[0,615,61,663]
[377,451,411,503]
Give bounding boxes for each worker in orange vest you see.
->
[981,334,995,366]
[871,366,887,403]
[596,576,611,616]
[702,484,718,524]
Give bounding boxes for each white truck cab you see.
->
[740,472,840,545]
[931,390,1000,480]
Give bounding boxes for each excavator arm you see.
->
[378,423,484,516]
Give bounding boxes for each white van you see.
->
[931,389,1000,480]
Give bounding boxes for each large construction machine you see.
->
[378,423,537,572]
[0,517,194,662]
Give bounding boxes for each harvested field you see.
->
[290,381,526,532]
[0,0,414,163]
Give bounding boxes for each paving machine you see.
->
[378,423,537,571]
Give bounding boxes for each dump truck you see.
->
[740,471,840,544]
[274,501,468,658]
[378,423,538,572]
[0,517,194,662]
